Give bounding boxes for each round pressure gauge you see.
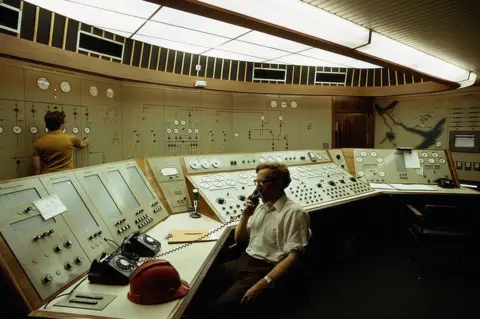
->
[13,125,22,134]
[174,128,179,134]
[60,81,71,93]
[29,126,38,134]
[37,77,50,90]
[89,86,98,96]
[84,127,90,134]
[166,128,172,134]
[291,101,298,109]
[72,127,79,134]
[260,116,265,121]
[194,128,199,134]
[188,128,192,134]
[270,101,277,108]
[106,88,114,98]
[234,132,239,137]
[174,120,179,125]
[281,101,287,108]
[181,120,186,125]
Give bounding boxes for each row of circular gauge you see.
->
[166,128,199,134]
[270,101,298,109]
[36,78,115,98]
[189,154,310,169]
[0,125,90,135]
[356,151,446,164]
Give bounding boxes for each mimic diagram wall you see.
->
[0,58,332,180]
[375,89,480,181]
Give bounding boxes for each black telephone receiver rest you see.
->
[434,178,458,189]
[121,231,161,257]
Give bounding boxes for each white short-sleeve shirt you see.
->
[246,193,310,264]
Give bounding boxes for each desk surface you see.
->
[30,213,228,319]
[380,186,479,196]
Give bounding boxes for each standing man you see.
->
[200,162,310,318]
[32,111,89,175]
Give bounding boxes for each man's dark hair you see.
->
[44,111,66,131]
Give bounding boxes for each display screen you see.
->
[0,188,41,211]
[454,135,475,148]
[84,175,122,219]
[52,181,98,232]
[107,170,140,211]
[125,166,155,202]
[10,215,55,233]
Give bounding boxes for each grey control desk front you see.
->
[30,213,229,319]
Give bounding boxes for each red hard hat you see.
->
[128,259,190,305]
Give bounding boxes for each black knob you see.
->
[217,197,226,204]
[74,256,84,265]
[42,275,53,284]
[329,181,336,186]
[88,235,94,240]
[65,262,74,270]
[33,235,42,241]
[349,177,357,182]
[43,232,49,237]
[238,195,246,201]
[230,161,234,165]
[54,245,63,253]
[48,229,54,235]
[64,240,73,248]
[25,206,33,213]
[317,183,322,188]
[340,180,345,184]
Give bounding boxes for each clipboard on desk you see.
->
[168,229,217,244]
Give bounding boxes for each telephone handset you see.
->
[88,252,138,285]
[434,178,458,189]
[248,189,260,206]
[121,231,161,257]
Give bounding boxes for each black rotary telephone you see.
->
[121,231,161,258]
[434,178,458,189]
[88,252,138,285]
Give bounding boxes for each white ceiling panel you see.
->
[275,54,343,67]
[199,0,370,48]
[203,49,264,63]
[237,31,311,53]
[216,40,286,60]
[132,35,209,54]
[151,7,249,38]
[103,28,133,39]
[138,20,230,48]
[27,0,144,33]
[301,48,380,69]
[68,0,159,18]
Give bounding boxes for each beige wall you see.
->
[0,58,332,180]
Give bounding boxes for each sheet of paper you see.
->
[390,184,436,191]
[33,194,67,220]
[404,151,420,169]
[369,183,395,190]
[168,229,217,244]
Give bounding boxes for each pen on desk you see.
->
[184,232,203,235]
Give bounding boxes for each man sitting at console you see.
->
[200,162,310,317]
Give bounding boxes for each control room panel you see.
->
[0,160,165,302]
[188,162,375,223]
[352,149,453,184]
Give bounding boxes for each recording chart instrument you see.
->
[188,162,375,223]
[352,149,453,184]
[0,178,90,301]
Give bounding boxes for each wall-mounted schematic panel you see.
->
[352,149,453,184]
[147,157,192,214]
[0,179,90,301]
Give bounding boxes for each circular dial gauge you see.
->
[194,128,199,134]
[174,128,179,134]
[421,152,428,158]
[275,156,282,163]
[281,101,287,108]
[357,171,365,177]
[200,159,210,169]
[270,101,277,108]
[214,175,225,181]
[189,160,199,169]
[199,183,210,189]
[439,158,446,164]
[72,127,79,134]
[419,159,424,164]
[84,127,90,134]
[37,77,50,90]
[174,120,179,125]
[239,173,248,179]
[376,158,383,163]
[188,128,193,134]
[13,126,22,134]
[291,101,297,109]
[166,128,172,134]
[234,132,239,137]
[213,181,224,188]
[360,151,367,157]
[29,126,38,134]
[226,180,235,186]
[201,177,212,182]
[378,171,386,177]
[89,86,98,96]
[432,152,439,158]
[211,159,220,168]
[106,88,114,98]
[267,156,274,162]
[436,141,442,147]
[60,81,71,93]
[258,157,266,163]
[181,120,186,125]
[356,157,363,163]
[370,151,377,157]
[428,158,435,164]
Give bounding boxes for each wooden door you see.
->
[335,113,373,148]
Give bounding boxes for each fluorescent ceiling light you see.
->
[358,32,470,82]
[27,0,143,33]
[458,72,477,88]
[68,0,159,19]
[152,7,249,38]
[237,31,311,53]
[301,48,380,69]
[138,20,229,48]
[203,49,264,63]
[275,54,343,68]
[217,40,286,60]
[132,34,209,54]
[199,0,370,48]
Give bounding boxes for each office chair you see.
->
[407,204,475,279]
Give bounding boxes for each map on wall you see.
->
[375,100,447,149]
